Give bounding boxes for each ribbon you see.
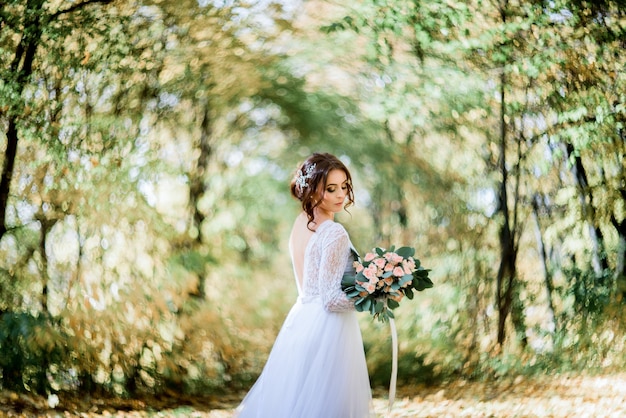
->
[388,317,398,413]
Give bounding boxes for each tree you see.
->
[325,0,626,350]
[0,0,119,241]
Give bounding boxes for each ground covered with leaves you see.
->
[1,373,625,417]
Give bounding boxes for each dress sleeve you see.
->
[319,224,356,312]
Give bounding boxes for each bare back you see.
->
[288,213,315,293]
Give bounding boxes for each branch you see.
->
[50,0,114,21]
[525,112,617,146]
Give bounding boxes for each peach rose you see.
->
[393,266,405,277]
[364,252,376,262]
[407,258,416,270]
[363,265,378,281]
[402,260,413,275]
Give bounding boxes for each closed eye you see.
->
[327,182,348,193]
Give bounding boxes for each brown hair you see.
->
[290,153,355,230]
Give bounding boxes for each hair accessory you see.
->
[295,163,316,190]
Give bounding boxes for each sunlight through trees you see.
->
[0,0,625,406]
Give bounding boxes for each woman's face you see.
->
[318,169,349,215]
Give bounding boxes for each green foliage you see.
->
[170,250,215,277]
[1,0,625,401]
[0,312,68,394]
[342,246,433,321]
[566,266,612,316]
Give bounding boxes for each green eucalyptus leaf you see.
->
[395,246,415,258]
[375,300,384,313]
[387,298,400,309]
[363,298,372,312]
[342,275,355,286]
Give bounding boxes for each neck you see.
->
[313,207,334,224]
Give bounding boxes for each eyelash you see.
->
[327,186,348,192]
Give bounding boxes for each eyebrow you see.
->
[326,180,349,187]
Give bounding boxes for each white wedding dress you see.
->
[235,220,374,418]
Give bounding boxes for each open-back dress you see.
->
[234,220,374,418]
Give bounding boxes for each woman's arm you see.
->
[319,225,355,312]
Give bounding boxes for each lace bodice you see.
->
[300,220,356,312]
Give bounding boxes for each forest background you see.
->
[0,0,625,414]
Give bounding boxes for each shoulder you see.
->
[318,221,349,245]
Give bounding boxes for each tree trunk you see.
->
[531,194,558,332]
[494,0,524,347]
[611,211,626,301]
[496,222,519,345]
[189,102,213,244]
[36,211,58,314]
[564,143,609,279]
[184,101,214,299]
[493,0,527,348]
[0,120,20,240]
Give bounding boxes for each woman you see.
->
[235,153,374,418]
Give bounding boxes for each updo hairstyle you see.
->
[290,152,355,230]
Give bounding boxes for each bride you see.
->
[235,152,374,417]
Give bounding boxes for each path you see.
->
[1,373,625,417]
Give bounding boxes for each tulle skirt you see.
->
[235,295,374,418]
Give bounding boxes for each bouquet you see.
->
[342,246,432,322]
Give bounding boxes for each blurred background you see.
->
[0,0,625,404]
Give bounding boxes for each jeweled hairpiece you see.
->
[295,163,316,190]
